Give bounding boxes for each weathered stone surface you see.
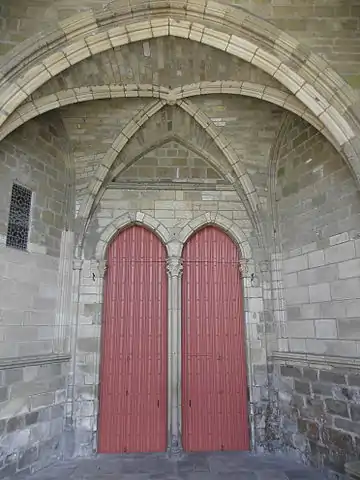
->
[302,368,318,382]
[350,405,360,422]
[294,379,311,396]
[319,371,346,385]
[0,0,360,477]
[17,452,326,480]
[0,359,68,478]
[273,361,360,476]
[280,365,302,378]
[345,461,360,480]
[325,399,349,418]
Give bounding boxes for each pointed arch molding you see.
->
[95,211,171,260]
[178,213,253,262]
[77,98,261,244]
[110,132,228,182]
[0,3,359,162]
[95,211,252,264]
[267,112,294,228]
[2,82,325,145]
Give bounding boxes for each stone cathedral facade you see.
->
[1,0,360,477]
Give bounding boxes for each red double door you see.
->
[98,225,249,453]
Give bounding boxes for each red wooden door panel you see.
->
[182,226,249,452]
[98,226,167,453]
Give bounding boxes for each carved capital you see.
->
[259,260,270,273]
[72,259,83,271]
[97,260,108,278]
[238,258,249,275]
[166,257,183,278]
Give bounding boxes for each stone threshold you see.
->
[0,353,71,370]
[271,351,360,370]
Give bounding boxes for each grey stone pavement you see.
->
[21,452,327,480]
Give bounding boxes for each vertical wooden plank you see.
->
[182,226,249,452]
[98,226,167,453]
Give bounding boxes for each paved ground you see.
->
[23,452,327,480]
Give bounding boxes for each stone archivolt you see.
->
[1,0,360,477]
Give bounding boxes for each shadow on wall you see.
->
[0,112,74,477]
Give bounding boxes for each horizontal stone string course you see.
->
[272,351,360,370]
[0,354,71,370]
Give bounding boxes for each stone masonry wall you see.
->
[1,1,360,88]
[71,183,269,455]
[190,95,284,203]
[0,113,71,357]
[272,113,360,473]
[277,115,360,357]
[60,95,282,216]
[272,360,360,475]
[59,98,152,201]
[32,37,283,100]
[0,114,74,478]
[0,359,69,479]
[119,141,225,184]
[66,96,285,454]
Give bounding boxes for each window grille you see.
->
[6,183,32,250]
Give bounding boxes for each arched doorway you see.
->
[182,226,249,452]
[98,226,167,453]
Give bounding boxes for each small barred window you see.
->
[6,183,32,251]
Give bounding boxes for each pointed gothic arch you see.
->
[0,0,358,191]
[1,82,324,145]
[77,99,262,254]
[110,133,228,181]
[95,211,171,261]
[178,212,253,263]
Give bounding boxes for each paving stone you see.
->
[219,473,258,480]
[181,473,214,480]
[256,470,289,480]
[177,455,210,473]
[284,471,322,480]
[20,453,326,480]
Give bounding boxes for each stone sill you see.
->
[0,353,71,370]
[271,351,360,370]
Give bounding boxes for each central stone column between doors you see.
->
[166,256,183,456]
